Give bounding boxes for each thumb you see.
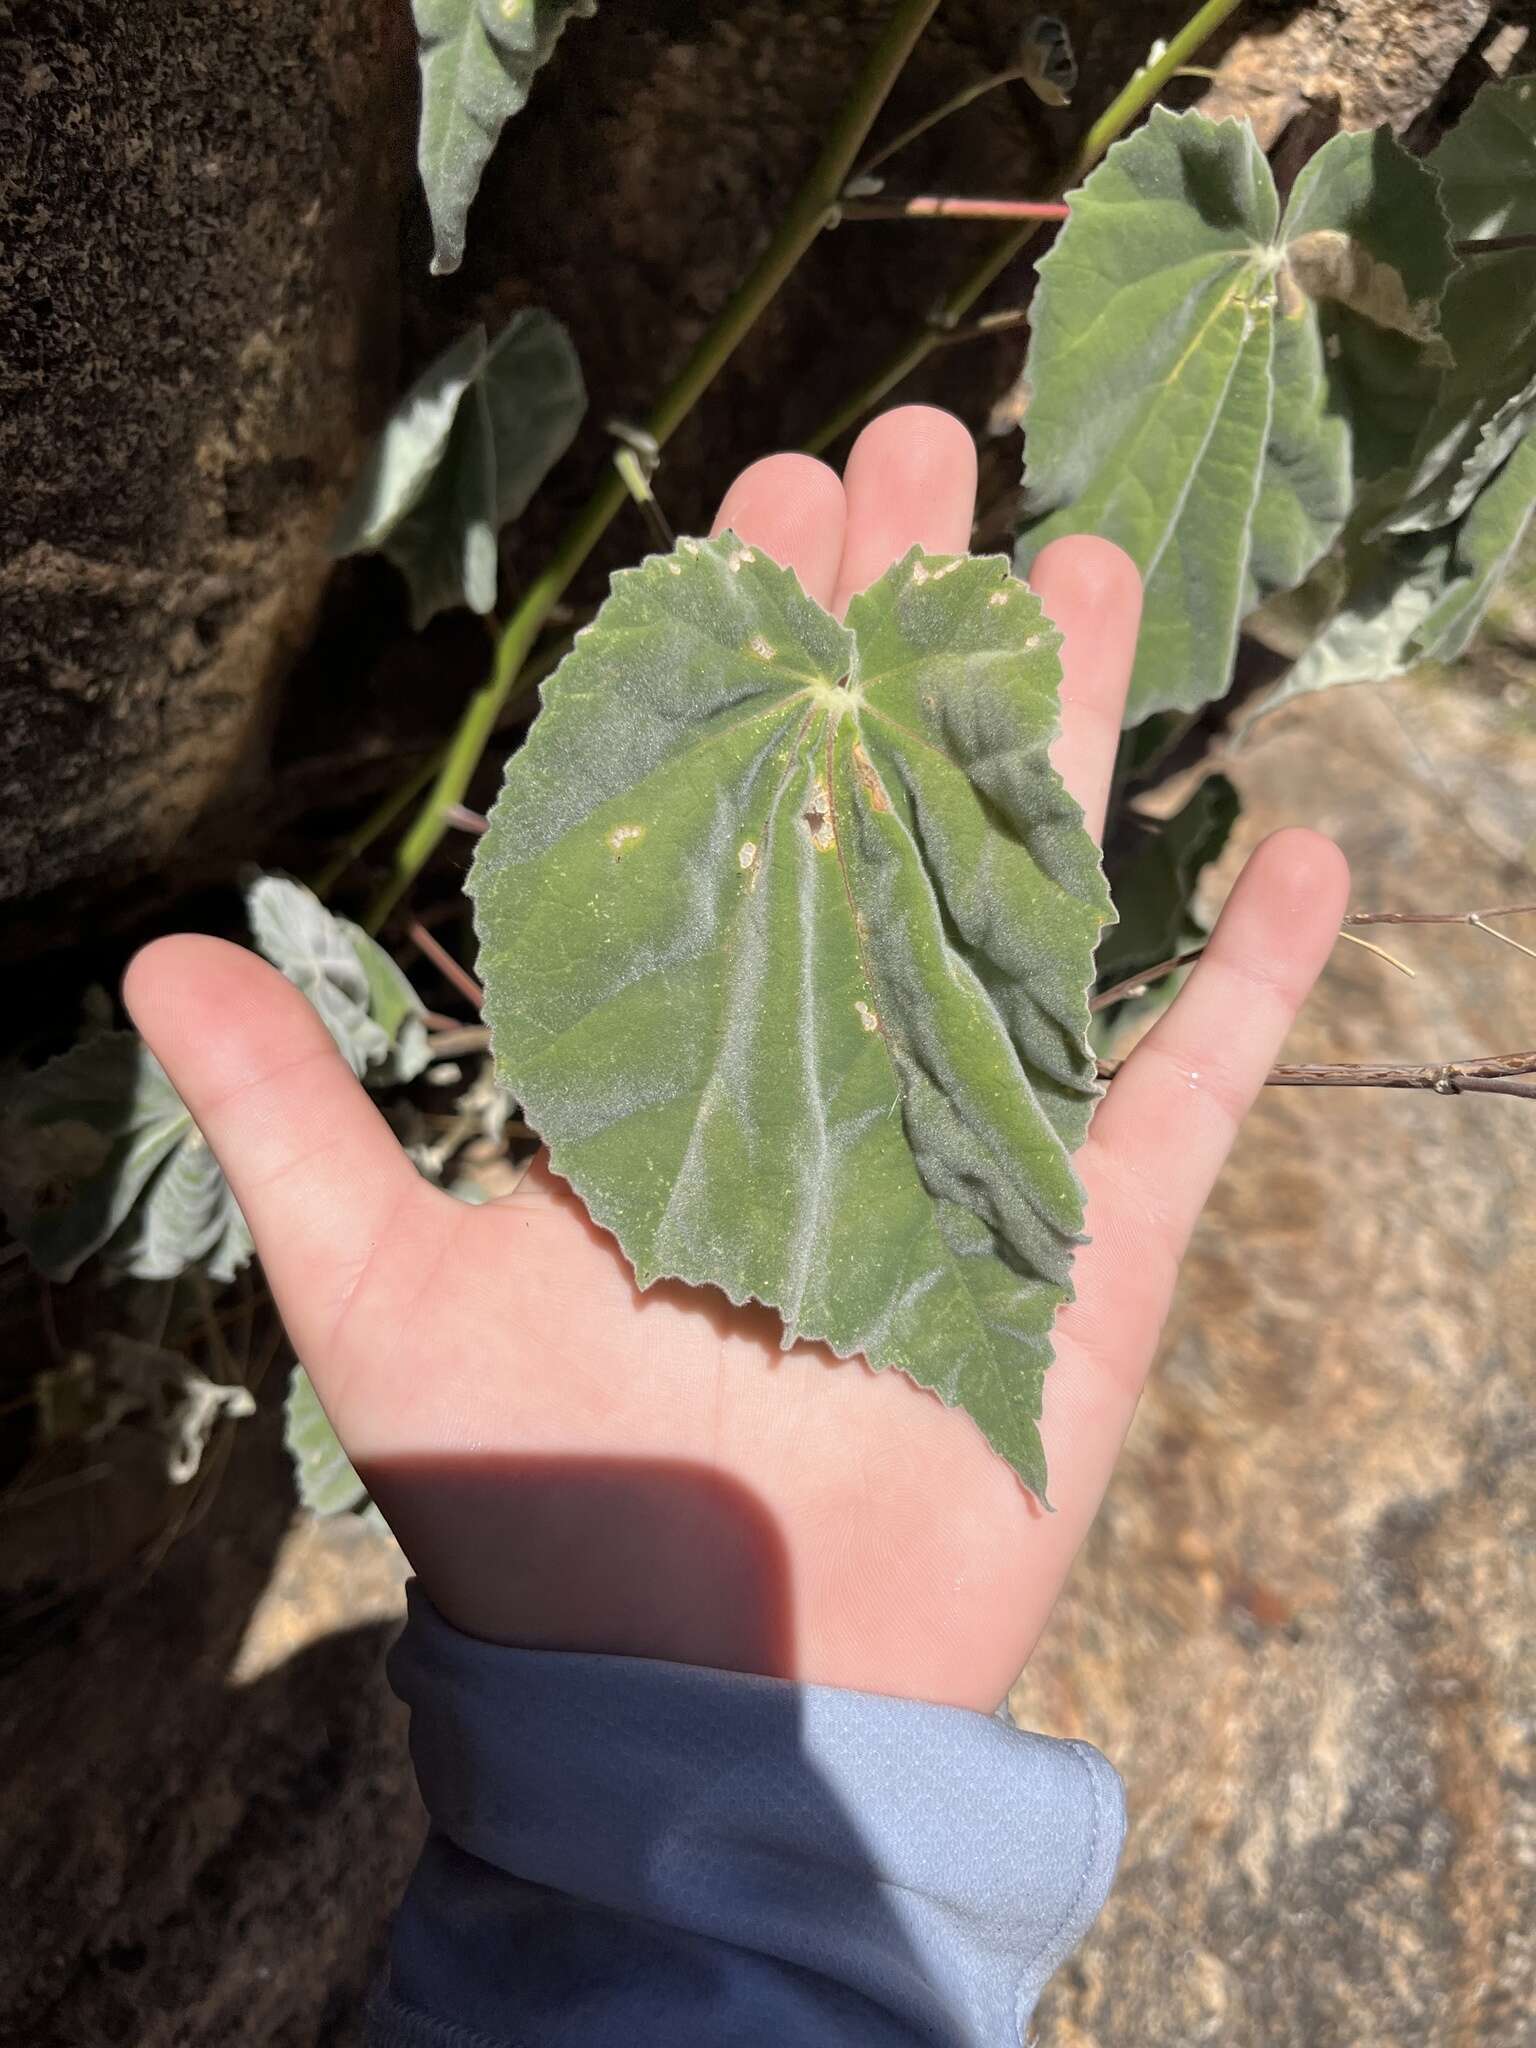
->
[122,934,440,1378]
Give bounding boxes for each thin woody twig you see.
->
[1337,929,1415,977]
[1454,234,1536,257]
[405,919,484,1012]
[1090,948,1205,1012]
[1095,1050,1536,1103]
[929,305,1033,346]
[1093,903,1536,1011]
[1343,901,1536,927]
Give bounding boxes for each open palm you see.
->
[125,407,1347,1713]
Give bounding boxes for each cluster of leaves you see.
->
[1015,79,1536,728]
[320,76,1533,1499]
[0,875,441,1515]
[13,59,1530,1511]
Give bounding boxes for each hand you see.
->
[124,406,1348,1713]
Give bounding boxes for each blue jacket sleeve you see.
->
[368,1584,1124,2047]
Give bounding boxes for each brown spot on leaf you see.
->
[802,779,835,852]
[851,741,890,812]
[1281,230,1449,358]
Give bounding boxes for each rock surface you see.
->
[0,0,415,921]
[1017,662,1536,2046]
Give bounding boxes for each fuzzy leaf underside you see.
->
[0,880,433,1287]
[284,1366,368,1515]
[1015,110,1455,723]
[0,1033,253,1285]
[414,0,597,275]
[470,537,1112,1497]
[331,311,586,627]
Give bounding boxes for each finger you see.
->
[1027,536,1142,843]
[1037,828,1350,1527]
[122,935,444,1376]
[831,404,977,617]
[712,452,847,610]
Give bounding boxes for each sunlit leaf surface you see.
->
[472,538,1111,1496]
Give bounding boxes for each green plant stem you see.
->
[854,66,1027,181]
[364,0,943,934]
[804,0,1249,454]
[312,750,444,899]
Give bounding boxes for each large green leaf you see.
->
[471,537,1111,1497]
[332,312,586,627]
[1384,78,1536,535]
[0,1033,253,1284]
[414,0,596,275]
[1016,111,1455,723]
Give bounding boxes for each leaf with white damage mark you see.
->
[414,0,597,276]
[471,536,1112,1499]
[1015,111,1455,722]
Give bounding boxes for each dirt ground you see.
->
[2,621,1531,2046]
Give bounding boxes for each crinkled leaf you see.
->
[470,537,1112,1498]
[248,876,393,1077]
[1097,774,1239,993]
[414,0,597,276]
[342,920,434,1082]
[247,874,434,1082]
[283,1366,368,1516]
[0,1033,252,1284]
[332,312,586,627]
[1383,79,1536,535]
[1016,111,1455,722]
[0,888,431,1286]
[1242,429,1536,726]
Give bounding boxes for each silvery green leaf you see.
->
[0,1033,251,1284]
[331,325,487,556]
[1016,111,1455,722]
[343,921,434,1083]
[247,875,392,1078]
[331,311,586,627]
[247,873,435,1083]
[415,0,597,276]
[481,310,589,525]
[1383,79,1536,535]
[471,537,1112,1499]
[283,1366,368,1516]
[1242,429,1536,727]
